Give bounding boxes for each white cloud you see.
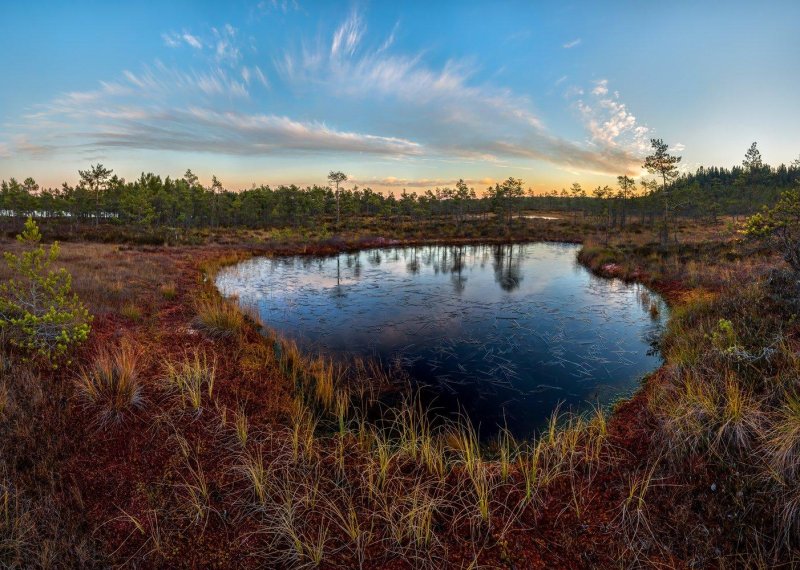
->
[563,38,582,49]
[116,64,250,98]
[377,21,399,53]
[350,176,494,189]
[255,0,300,16]
[162,33,180,48]
[8,135,56,156]
[573,79,651,169]
[564,85,584,98]
[275,11,643,175]
[162,31,203,49]
[12,104,423,159]
[213,25,241,65]
[331,11,364,57]
[10,57,421,160]
[253,65,270,88]
[93,107,422,157]
[8,9,649,179]
[182,32,203,49]
[591,79,608,96]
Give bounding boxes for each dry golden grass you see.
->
[0,241,185,316]
[160,281,177,300]
[163,349,216,413]
[193,297,246,340]
[1,214,799,567]
[76,340,144,424]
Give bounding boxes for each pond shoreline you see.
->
[215,241,668,439]
[5,219,763,568]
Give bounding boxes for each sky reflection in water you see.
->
[216,243,666,439]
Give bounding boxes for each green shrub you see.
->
[744,184,800,272]
[0,218,92,365]
[711,318,737,353]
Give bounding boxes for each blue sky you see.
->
[1,0,798,193]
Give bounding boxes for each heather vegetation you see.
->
[1,145,800,567]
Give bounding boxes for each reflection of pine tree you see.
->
[331,256,346,300]
[450,246,468,294]
[492,244,523,292]
[406,247,420,275]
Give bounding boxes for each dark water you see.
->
[216,243,666,439]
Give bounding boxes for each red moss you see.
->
[38,240,746,568]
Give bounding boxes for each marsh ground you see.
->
[1,215,797,568]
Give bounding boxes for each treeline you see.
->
[534,165,800,222]
[0,170,532,229]
[1,143,797,230]
[0,169,483,229]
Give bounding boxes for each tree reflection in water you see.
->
[217,243,667,439]
[492,244,523,292]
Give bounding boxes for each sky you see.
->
[0,0,798,194]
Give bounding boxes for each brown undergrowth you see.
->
[1,217,799,568]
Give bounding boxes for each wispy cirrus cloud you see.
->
[162,31,203,49]
[5,8,651,179]
[162,24,242,65]
[87,107,422,157]
[7,52,420,160]
[274,12,644,175]
[213,24,241,65]
[562,38,582,49]
[331,10,364,58]
[255,0,300,16]
[119,63,250,98]
[240,65,270,88]
[5,135,57,157]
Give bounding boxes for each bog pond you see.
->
[216,243,667,439]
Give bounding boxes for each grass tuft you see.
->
[194,297,245,340]
[163,350,216,413]
[764,391,800,483]
[121,302,144,322]
[76,340,144,424]
[160,282,177,300]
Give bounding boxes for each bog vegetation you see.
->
[0,218,91,364]
[1,142,800,567]
[1,141,798,238]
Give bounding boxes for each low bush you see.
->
[0,218,91,365]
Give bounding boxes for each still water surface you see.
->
[217,243,666,439]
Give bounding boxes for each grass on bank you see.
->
[193,297,245,340]
[2,217,800,567]
[113,232,800,565]
[76,340,144,425]
[163,349,216,414]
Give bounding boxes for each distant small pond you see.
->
[216,243,667,439]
